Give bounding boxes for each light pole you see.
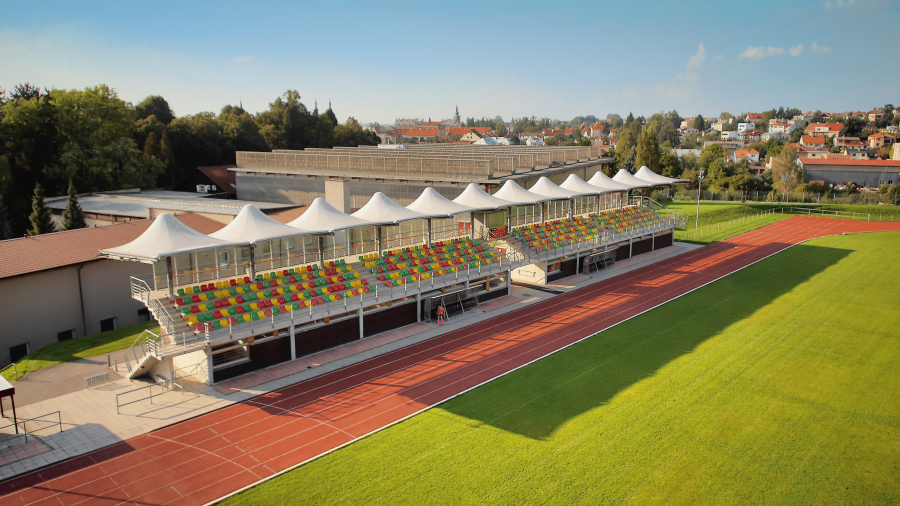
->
[695,169,705,229]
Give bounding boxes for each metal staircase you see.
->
[123,329,163,379]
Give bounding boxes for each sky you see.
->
[1,0,897,124]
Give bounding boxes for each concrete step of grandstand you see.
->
[125,351,159,380]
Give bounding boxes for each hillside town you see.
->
[367,105,900,197]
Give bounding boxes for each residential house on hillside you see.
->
[740,130,761,143]
[745,113,764,124]
[805,123,844,137]
[731,149,760,164]
[868,110,887,122]
[721,131,742,141]
[737,122,756,133]
[589,124,605,138]
[868,132,896,149]
[680,126,699,137]
[800,135,826,150]
[768,123,795,134]
[761,131,789,142]
[844,147,879,160]
[525,136,544,146]
[459,129,485,143]
[834,136,864,149]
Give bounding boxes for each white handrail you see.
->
[130,277,175,335]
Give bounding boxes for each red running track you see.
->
[2,216,899,506]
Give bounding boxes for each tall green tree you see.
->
[692,114,705,131]
[136,95,175,125]
[27,182,55,236]
[144,131,160,158]
[159,130,175,168]
[0,196,13,240]
[635,128,661,172]
[772,145,802,192]
[61,180,86,230]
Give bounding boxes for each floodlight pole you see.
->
[696,169,705,230]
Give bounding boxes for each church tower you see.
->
[453,105,461,126]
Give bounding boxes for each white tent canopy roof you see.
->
[100,213,247,263]
[612,169,653,189]
[210,205,326,245]
[288,198,376,232]
[452,183,517,211]
[352,192,440,223]
[492,180,553,205]
[530,176,582,198]
[406,187,474,217]
[560,174,614,195]
[587,171,633,192]
[634,166,690,185]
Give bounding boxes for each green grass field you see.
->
[222,232,900,505]
[0,320,159,382]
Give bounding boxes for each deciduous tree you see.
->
[772,144,802,192]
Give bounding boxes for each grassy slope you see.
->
[223,232,900,506]
[1,320,159,382]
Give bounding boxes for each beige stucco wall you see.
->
[0,259,149,367]
[511,261,547,285]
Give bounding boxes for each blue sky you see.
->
[1,0,897,124]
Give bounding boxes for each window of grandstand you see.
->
[211,340,250,370]
[548,262,562,274]
[100,317,117,333]
[57,329,76,342]
[9,342,30,363]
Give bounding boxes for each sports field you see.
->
[223,231,900,505]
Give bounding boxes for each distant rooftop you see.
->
[46,189,297,219]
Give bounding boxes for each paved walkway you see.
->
[0,242,700,483]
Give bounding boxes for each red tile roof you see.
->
[799,158,900,167]
[734,149,759,157]
[805,123,844,134]
[747,113,763,119]
[197,165,238,195]
[801,135,826,144]
[0,214,225,279]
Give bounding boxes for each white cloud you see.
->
[740,46,786,59]
[789,44,804,56]
[811,41,831,53]
[687,43,706,69]
[740,46,766,60]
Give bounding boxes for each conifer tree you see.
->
[27,182,56,236]
[61,180,87,230]
[159,130,174,168]
[0,196,13,240]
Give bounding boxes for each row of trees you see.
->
[0,85,379,237]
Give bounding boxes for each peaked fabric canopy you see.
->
[100,213,246,263]
[406,187,473,217]
[452,183,517,211]
[612,169,653,189]
[352,192,440,223]
[587,171,634,192]
[288,198,376,232]
[530,176,582,198]
[560,174,613,195]
[635,166,690,185]
[210,205,326,245]
[492,180,552,205]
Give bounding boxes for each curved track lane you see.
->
[2,216,899,505]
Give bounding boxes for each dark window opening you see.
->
[137,308,152,322]
[57,329,76,342]
[100,317,117,333]
[9,342,30,363]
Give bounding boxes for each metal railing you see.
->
[0,411,63,445]
[131,277,175,335]
[678,206,873,241]
[84,372,109,389]
[115,375,183,415]
[123,329,163,377]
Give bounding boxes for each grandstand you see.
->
[100,165,687,384]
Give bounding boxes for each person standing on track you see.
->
[437,304,446,326]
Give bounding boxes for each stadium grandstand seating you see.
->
[364,238,500,287]
[512,206,661,253]
[174,262,371,332]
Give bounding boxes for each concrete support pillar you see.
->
[289,323,296,360]
[248,246,257,280]
[427,218,433,245]
[540,202,546,224]
[469,213,475,240]
[358,307,364,339]
[416,293,422,323]
[506,209,511,235]
[629,237,633,258]
[652,232,655,251]
[318,236,325,264]
[205,348,214,385]
[376,227,383,254]
[165,256,175,297]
